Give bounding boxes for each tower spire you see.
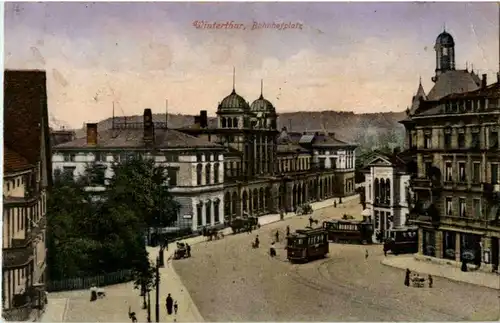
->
[232,67,236,93]
[260,79,263,99]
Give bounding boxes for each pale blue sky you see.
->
[4,2,499,128]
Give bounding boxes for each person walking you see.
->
[365,249,369,259]
[174,301,178,315]
[428,274,433,288]
[286,225,290,237]
[275,230,280,243]
[186,243,191,257]
[404,268,411,287]
[166,294,173,315]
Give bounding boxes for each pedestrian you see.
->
[286,225,290,237]
[275,230,280,243]
[428,274,433,288]
[365,249,369,259]
[270,242,276,257]
[334,200,337,208]
[186,243,191,257]
[404,268,411,287]
[166,293,173,315]
[165,237,169,251]
[174,301,178,315]
[309,216,314,227]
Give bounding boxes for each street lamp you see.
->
[155,256,160,323]
[147,291,151,323]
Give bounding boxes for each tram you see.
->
[286,228,329,263]
[322,219,374,244]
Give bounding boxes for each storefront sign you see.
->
[461,249,475,261]
[183,214,193,219]
[444,248,456,259]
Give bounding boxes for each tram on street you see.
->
[384,227,418,255]
[286,228,329,263]
[322,219,374,244]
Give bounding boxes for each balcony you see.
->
[440,215,488,230]
[410,177,432,190]
[2,246,34,268]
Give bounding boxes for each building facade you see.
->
[179,82,357,221]
[3,70,51,320]
[53,82,358,232]
[362,151,414,243]
[401,31,500,272]
[52,110,226,231]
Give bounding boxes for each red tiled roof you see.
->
[4,147,34,173]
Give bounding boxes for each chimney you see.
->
[200,110,208,128]
[143,109,154,145]
[482,74,487,88]
[86,123,98,146]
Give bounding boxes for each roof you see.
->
[362,150,408,171]
[53,128,223,150]
[4,70,50,165]
[435,31,455,46]
[250,94,276,114]
[426,70,480,101]
[443,81,500,100]
[4,147,34,173]
[409,82,428,114]
[277,142,309,153]
[218,89,250,113]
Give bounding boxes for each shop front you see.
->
[422,229,436,257]
[460,233,482,266]
[442,230,456,260]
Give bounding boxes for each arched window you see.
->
[205,164,211,185]
[231,192,238,215]
[196,202,203,227]
[221,118,226,128]
[205,201,212,225]
[253,188,258,212]
[380,179,386,203]
[233,117,238,128]
[385,179,391,204]
[214,163,220,183]
[214,199,220,223]
[228,118,233,128]
[259,188,264,210]
[242,191,248,211]
[374,178,379,203]
[196,164,203,186]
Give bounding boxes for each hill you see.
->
[72,111,407,151]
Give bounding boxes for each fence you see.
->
[47,269,133,292]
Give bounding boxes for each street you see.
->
[173,199,500,322]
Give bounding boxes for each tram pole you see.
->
[155,256,160,322]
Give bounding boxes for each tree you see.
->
[132,260,158,312]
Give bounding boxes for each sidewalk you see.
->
[382,255,500,290]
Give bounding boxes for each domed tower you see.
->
[434,29,456,81]
[216,69,251,130]
[249,80,278,175]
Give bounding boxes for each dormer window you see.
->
[442,47,448,56]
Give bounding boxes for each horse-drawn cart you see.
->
[173,242,189,260]
[230,216,259,234]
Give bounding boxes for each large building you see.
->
[53,81,357,231]
[3,70,51,320]
[362,150,415,243]
[401,30,500,272]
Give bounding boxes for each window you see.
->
[64,153,76,162]
[205,201,212,225]
[473,199,481,218]
[445,162,453,181]
[491,163,499,184]
[167,168,177,186]
[424,162,432,178]
[472,162,481,183]
[444,131,452,149]
[442,231,456,260]
[196,203,203,227]
[214,163,220,183]
[459,198,466,217]
[318,158,326,169]
[458,133,466,149]
[214,200,220,223]
[458,162,466,182]
[196,154,203,162]
[445,197,453,216]
[424,133,432,149]
[471,132,480,149]
[489,130,498,149]
[196,164,203,185]
[205,164,211,185]
[62,166,76,179]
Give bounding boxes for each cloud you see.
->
[4,7,499,129]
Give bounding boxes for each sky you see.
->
[4,2,500,129]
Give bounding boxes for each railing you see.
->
[47,269,133,292]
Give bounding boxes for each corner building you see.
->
[401,30,500,272]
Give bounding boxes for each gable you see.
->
[365,156,393,167]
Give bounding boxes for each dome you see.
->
[218,89,250,112]
[435,31,455,46]
[250,94,276,114]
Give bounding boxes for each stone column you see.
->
[435,230,443,259]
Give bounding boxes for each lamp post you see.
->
[147,291,151,323]
[155,256,160,323]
